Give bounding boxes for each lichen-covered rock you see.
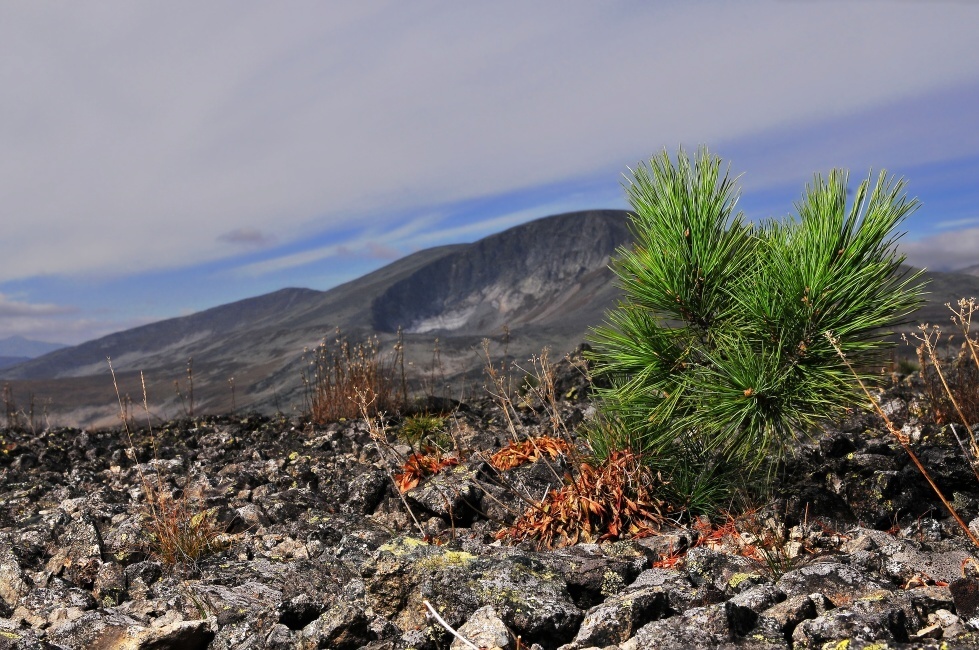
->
[405,464,483,524]
[94,561,126,606]
[342,468,389,515]
[531,544,647,609]
[623,601,788,649]
[791,589,918,647]
[775,562,894,605]
[12,579,95,629]
[627,567,698,613]
[451,605,514,650]
[363,535,583,648]
[44,513,106,590]
[45,609,216,650]
[756,592,832,639]
[0,538,29,614]
[461,554,584,646]
[299,601,371,650]
[844,526,978,585]
[4,385,979,650]
[0,617,47,650]
[684,546,765,599]
[559,582,670,649]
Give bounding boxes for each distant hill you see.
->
[0,356,30,370]
[0,210,632,426]
[0,335,65,359]
[4,208,979,428]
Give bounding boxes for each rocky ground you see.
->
[4,357,979,649]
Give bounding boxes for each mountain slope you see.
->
[0,335,65,359]
[371,210,630,334]
[0,356,30,370]
[5,208,979,428]
[1,211,630,426]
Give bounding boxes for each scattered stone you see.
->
[452,605,514,650]
[2,379,979,649]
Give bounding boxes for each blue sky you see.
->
[1,2,978,345]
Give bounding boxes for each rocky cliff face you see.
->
[371,210,631,334]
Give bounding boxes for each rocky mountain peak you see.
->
[370,210,631,334]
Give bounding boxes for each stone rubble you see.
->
[2,364,979,648]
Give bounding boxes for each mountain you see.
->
[954,263,979,277]
[0,335,65,359]
[371,209,630,335]
[1,210,632,427]
[0,356,30,370]
[5,208,979,428]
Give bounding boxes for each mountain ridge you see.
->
[0,211,631,426]
[4,208,978,428]
[0,335,65,359]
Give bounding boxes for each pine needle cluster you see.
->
[589,147,924,510]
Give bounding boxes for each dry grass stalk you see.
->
[911,322,979,484]
[172,357,196,419]
[305,330,401,423]
[826,332,979,549]
[108,359,223,568]
[356,390,427,538]
[480,343,578,491]
[915,327,979,430]
[2,383,19,429]
[480,337,520,443]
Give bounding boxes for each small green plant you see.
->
[896,357,919,375]
[400,413,449,449]
[590,147,923,511]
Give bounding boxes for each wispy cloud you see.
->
[901,228,979,272]
[218,228,276,247]
[0,294,158,344]
[1,2,977,283]
[936,217,979,231]
[233,245,349,277]
[0,294,75,318]
[0,294,83,343]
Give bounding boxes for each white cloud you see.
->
[233,245,348,277]
[902,228,979,272]
[0,1,977,283]
[936,217,979,231]
[0,294,74,318]
[0,294,94,344]
[0,294,159,345]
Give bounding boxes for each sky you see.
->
[1,1,979,345]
